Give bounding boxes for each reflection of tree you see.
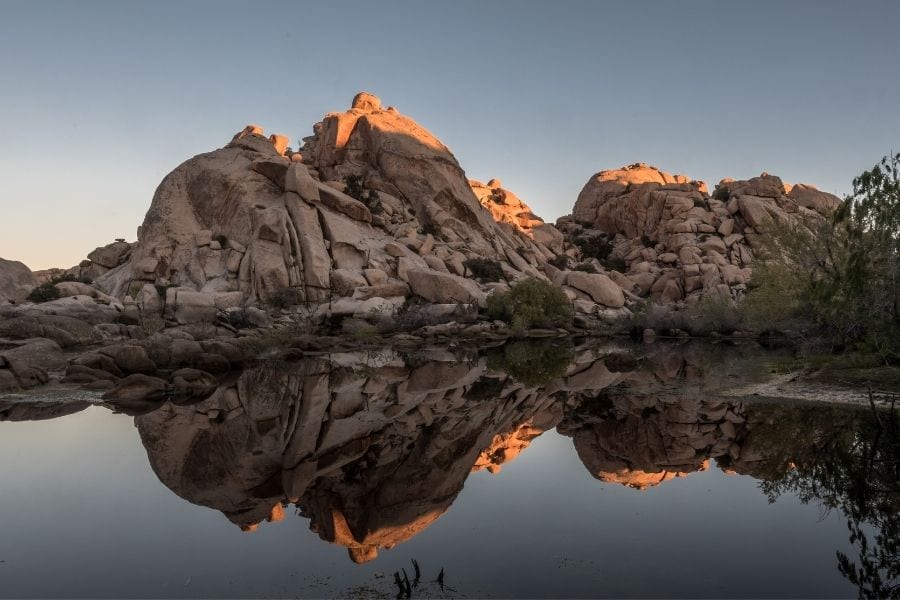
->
[758,405,899,599]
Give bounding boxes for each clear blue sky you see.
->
[1,0,898,269]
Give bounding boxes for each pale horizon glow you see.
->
[1,0,898,269]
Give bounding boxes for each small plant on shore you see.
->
[464,258,503,283]
[486,277,573,330]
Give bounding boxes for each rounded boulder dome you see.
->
[351,91,381,112]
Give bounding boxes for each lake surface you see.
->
[1,340,897,598]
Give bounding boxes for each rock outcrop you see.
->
[0,258,36,304]
[559,163,841,306]
[102,93,573,323]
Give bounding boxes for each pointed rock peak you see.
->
[351,91,382,112]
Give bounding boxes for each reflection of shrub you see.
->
[464,258,503,282]
[465,375,505,401]
[486,277,573,330]
[27,282,60,303]
[485,340,574,387]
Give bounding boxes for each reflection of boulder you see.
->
[558,347,754,489]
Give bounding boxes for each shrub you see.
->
[712,185,730,201]
[599,256,627,272]
[269,287,300,310]
[573,262,597,273]
[50,273,92,285]
[464,258,504,282]
[486,277,573,330]
[344,175,383,214]
[641,235,655,248]
[27,282,60,303]
[548,255,570,270]
[574,235,612,260]
[693,198,708,209]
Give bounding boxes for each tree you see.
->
[744,153,900,361]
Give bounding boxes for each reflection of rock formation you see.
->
[120,341,807,560]
[559,395,749,489]
[132,346,626,562]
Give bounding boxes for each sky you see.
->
[1,0,898,269]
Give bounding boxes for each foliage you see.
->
[344,175,383,215]
[269,287,300,310]
[548,255,570,270]
[745,153,900,361]
[599,256,627,273]
[486,277,573,330]
[464,258,504,283]
[50,273,92,285]
[573,262,597,273]
[574,235,613,260]
[630,297,742,336]
[484,340,574,387]
[26,282,61,303]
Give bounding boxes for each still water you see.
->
[0,341,897,598]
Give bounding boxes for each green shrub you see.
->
[464,258,504,282]
[712,185,730,201]
[574,235,612,260]
[486,277,573,330]
[573,262,597,273]
[27,282,61,303]
[49,273,92,285]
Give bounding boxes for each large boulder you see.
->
[0,258,36,304]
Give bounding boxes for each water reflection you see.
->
[6,340,897,597]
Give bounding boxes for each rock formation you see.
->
[97,93,578,326]
[558,163,841,305]
[0,258,36,304]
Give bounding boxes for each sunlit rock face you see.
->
[107,93,566,309]
[469,179,565,253]
[559,163,841,305]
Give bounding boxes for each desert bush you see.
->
[631,296,742,336]
[574,235,612,260]
[269,287,300,310]
[712,185,730,201]
[548,255,570,270]
[26,282,60,303]
[573,262,597,273]
[344,175,383,214]
[599,256,627,272]
[486,277,573,330]
[464,258,503,282]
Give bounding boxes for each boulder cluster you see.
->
[0,92,844,349]
[558,163,840,305]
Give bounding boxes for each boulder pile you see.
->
[558,163,841,306]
